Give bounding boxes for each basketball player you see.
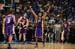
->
[3,11,16,43]
[30,6,50,47]
[18,13,29,43]
[62,22,68,42]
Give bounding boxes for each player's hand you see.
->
[29,6,32,9]
[23,25,26,28]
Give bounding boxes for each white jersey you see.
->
[54,24,62,33]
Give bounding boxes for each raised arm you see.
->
[42,6,51,19]
[29,6,38,18]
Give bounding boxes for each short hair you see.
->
[7,10,12,14]
[38,12,43,17]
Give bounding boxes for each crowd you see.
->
[0,0,75,43]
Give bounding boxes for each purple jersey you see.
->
[63,23,68,34]
[36,17,42,37]
[19,17,27,33]
[36,17,42,28]
[5,15,14,35]
[22,17,27,25]
[5,15,14,26]
[20,17,27,28]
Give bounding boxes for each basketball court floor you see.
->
[0,42,75,49]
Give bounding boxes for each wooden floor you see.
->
[0,43,75,49]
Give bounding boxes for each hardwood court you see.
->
[0,43,75,49]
